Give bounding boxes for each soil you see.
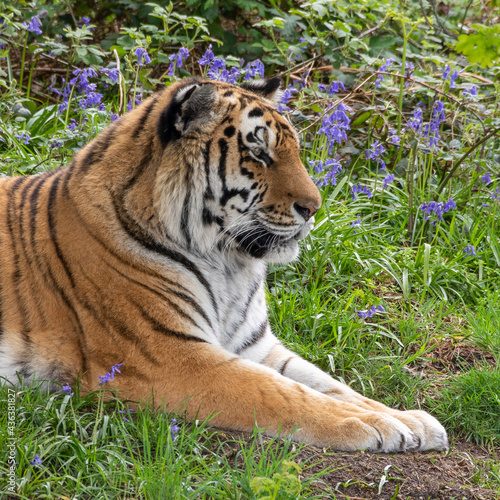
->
[217,434,499,500]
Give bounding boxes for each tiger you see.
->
[0,77,448,452]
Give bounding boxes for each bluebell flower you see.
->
[463,245,476,257]
[244,60,265,80]
[22,12,45,35]
[62,384,74,397]
[15,132,30,145]
[100,68,120,83]
[357,305,385,320]
[375,58,394,88]
[278,85,297,113]
[170,418,180,441]
[387,128,402,145]
[127,94,142,111]
[351,218,361,234]
[119,409,133,422]
[383,173,395,188]
[462,85,478,98]
[198,44,214,66]
[442,65,459,88]
[408,108,423,134]
[168,47,189,76]
[78,91,103,110]
[67,119,78,130]
[98,363,123,385]
[318,81,346,95]
[134,47,151,67]
[491,187,500,200]
[419,199,456,225]
[110,112,119,122]
[366,140,386,170]
[30,455,43,466]
[318,103,351,153]
[309,158,343,187]
[51,141,62,149]
[351,183,372,201]
[80,16,91,28]
[481,172,492,184]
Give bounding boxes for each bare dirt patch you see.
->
[217,433,499,499]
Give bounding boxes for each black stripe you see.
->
[6,176,33,336]
[77,267,161,366]
[133,99,156,137]
[47,173,76,288]
[203,139,214,200]
[136,302,206,343]
[77,124,117,176]
[279,356,294,375]
[226,276,263,341]
[248,108,264,118]
[236,319,268,354]
[106,260,208,331]
[180,168,192,248]
[63,185,197,301]
[112,193,218,318]
[28,171,90,375]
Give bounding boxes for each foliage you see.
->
[455,24,500,68]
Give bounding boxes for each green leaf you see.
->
[455,25,500,67]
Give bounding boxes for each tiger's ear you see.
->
[158,81,218,147]
[240,77,282,103]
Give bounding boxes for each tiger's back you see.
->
[0,78,448,452]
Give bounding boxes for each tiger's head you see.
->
[148,78,321,265]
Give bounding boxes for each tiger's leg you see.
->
[255,341,448,451]
[122,340,419,452]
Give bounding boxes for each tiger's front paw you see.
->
[336,412,419,453]
[392,410,448,451]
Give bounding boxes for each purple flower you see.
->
[463,245,476,257]
[244,60,265,80]
[127,94,142,111]
[419,199,456,225]
[170,418,180,441]
[67,119,78,130]
[98,363,123,385]
[119,409,133,422]
[110,112,119,122]
[481,172,492,184]
[492,187,500,200]
[442,65,459,88]
[366,141,386,170]
[51,141,62,149]
[462,85,478,98]
[357,305,385,320]
[30,455,43,466]
[198,44,214,66]
[318,81,346,95]
[15,131,30,145]
[22,13,45,35]
[351,218,361,233]
[62,384,74,397]
[309,158,343,187]
[387,128,401,145]
[375,58,394,88]
[278,85,298,113]
[134,47,151,67]
[408,108,423,134]
[168,47,189,76]
[78,91,103,110]
[80,16,91,28]
[318,103,351,153]
[101,68,120,83]
[351,183,372,201]
[383,173,395,188]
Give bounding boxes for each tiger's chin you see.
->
[235,219,314,265]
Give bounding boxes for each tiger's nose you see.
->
[293,202,318,221]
